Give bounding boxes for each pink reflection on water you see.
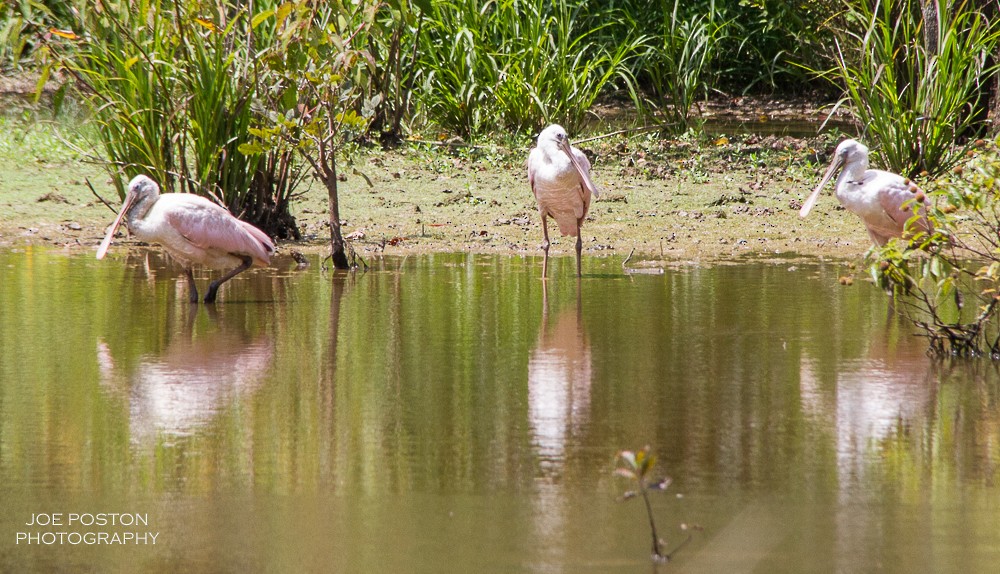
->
[96,309,273,443]
[528,298,592,477]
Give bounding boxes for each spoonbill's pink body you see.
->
[527,124,599,278]
[800,139,931,246]
[97,175,275,303]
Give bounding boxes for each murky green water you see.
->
[1,247,999,573]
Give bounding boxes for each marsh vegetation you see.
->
[6,1,1000,354]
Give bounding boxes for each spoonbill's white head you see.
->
[127,174,160,201]
[538,124,572,154]
[535,124,598,198]
[799,139,870,218]
[96,175,162,260]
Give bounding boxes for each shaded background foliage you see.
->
[3,0,844,136]
[5,0,1000,250]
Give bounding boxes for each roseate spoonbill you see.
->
[527,124,599,278]
[799,139,931,246]
[96,175,275,303]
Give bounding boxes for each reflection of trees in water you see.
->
[97,305,273,444]
[315,257,544,494]
[116,248,288,303]
[798,318,1000,572]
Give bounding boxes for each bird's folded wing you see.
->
[164,198,273,264]
[877,178,929,232]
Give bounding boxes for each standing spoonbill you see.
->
[799,139,931,246]
[96,175,275,303]
[527,124,599,278]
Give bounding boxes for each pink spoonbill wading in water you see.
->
[527,124,599,278]
[799,138,932,246]
[96,175,275,303]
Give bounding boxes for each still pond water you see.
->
[1,248,999,573]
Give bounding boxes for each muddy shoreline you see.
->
[1,94,874,268]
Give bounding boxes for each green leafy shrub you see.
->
[42,0,300,238]
[824,0,1000,178]
[244,0,380,268]
[872,140,1000,357]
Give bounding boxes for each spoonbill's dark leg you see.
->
[204,256,253,303]
[185,268,199,304]
[541,215,551,279]
[575,231,583,278]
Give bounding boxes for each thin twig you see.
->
[665,534,694,560]
[622,247,635,269]
[574,125,663,145]
[641,489,662,560]
[87,178,118,214]
[406,139,488,150]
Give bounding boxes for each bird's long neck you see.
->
[837,156,868,186]
[125,192,158,229]
[543,143,569,164]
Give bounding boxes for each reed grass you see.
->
[626,0,725,132]
[44,0,299,237]
[827,0,1000,178]
[415,0,641,137]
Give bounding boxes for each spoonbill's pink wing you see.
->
[161,195,274,266]
[874,172,931,235]
[527,147,541,201]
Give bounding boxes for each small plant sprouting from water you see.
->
[614,446,692,563]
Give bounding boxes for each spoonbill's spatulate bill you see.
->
[799,139,931,246]
[97,175,275,303]
[527,124,599,278]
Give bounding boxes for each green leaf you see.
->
[251,10,274,30]
[280,86,298,111]
[352,167,374,188]
[238,142,266,155]
[33,65,51,103]
[276,2,293,26]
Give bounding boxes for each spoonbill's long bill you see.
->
[527,124,599,278]
[96,175,275,303]
[799,139,931,246]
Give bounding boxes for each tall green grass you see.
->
[44,0,299,237]
[826,0,1000,177]
[627,0,726,132]
[365,0,429,144]
[415,0,641,137]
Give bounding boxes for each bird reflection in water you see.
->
[528,281,593,478]
[96,305,273,443]
[527,281,593,567]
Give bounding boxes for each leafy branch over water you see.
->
[872,139,1000,357]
